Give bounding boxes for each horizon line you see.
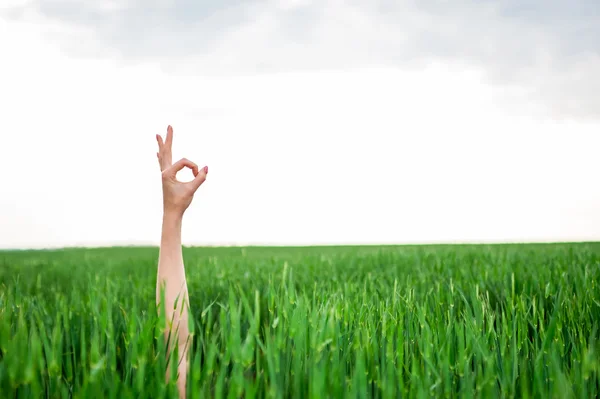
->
[2,239,599,252]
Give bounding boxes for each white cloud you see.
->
[4,0,598,119]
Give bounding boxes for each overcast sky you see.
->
[1,0,599,249]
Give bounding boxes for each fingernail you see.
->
[204,166,208,173]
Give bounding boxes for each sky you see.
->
[1,0,599,249]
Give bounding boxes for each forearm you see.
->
[157,211,190,395]
[157,211,189,312]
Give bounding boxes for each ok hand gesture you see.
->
[156,125,208,217]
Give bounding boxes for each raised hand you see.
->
[154,125,207,398]
[156,125,208,217]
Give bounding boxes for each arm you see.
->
[158,209,189,397]
[155,125,208,398]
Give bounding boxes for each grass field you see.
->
[1,243,599,398]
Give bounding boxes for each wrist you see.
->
[163,209,184,223]
[160,211,182,248]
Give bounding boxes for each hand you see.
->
[156,125,208,217]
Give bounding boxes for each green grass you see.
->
[1,243,599,398]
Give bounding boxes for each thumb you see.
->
[190,165,208,191]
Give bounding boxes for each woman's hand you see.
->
[155,125,204,398]
[156,125,208,218]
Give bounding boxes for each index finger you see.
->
[164,158,198,178]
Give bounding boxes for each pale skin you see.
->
[156,125,208,398]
